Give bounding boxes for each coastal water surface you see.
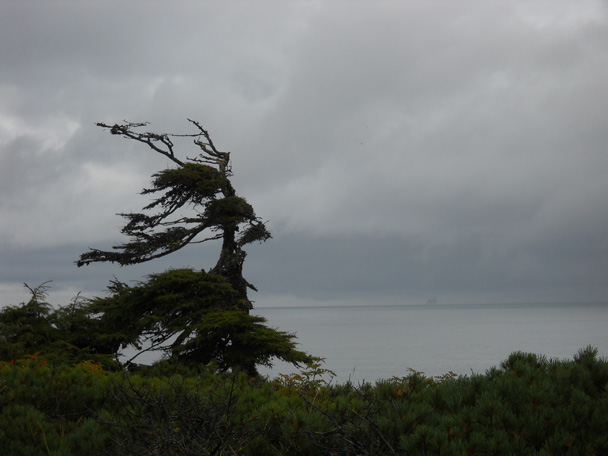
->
[254,302,608,383]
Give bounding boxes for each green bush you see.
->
[0,358,113,455]
[1,348,607,455]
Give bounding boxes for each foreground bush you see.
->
[1,347,607,455]
[0,357,112,455]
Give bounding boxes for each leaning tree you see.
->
[72,120,314,374]
[77,120,271,312]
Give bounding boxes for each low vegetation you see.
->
[1,345,607,455]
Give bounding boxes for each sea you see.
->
[253,302,608,384]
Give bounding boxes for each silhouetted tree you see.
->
[77,120,271,311]
[71,120,312,374]
[87,268,313,374]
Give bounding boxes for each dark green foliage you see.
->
[1,349,608,455]
[0,272,313,376]
[0,283,116,367]
[100,371,256,455]
[86,268,238,362]
[173,310,315,373]
[0,358,113,455]
[144,162,226,207]
[0,282,55,361]
[88,268,314,374]
[51,292,121,365]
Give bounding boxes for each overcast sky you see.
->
[2,1,608,308]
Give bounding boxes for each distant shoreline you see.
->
[255,301,608,310]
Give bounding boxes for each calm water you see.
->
[254,302,608,383]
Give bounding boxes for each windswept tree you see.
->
[71,120,313,374]
[77,120,271,311]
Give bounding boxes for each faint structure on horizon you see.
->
[427,296,437,305]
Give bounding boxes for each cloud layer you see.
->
[1,1,607,306]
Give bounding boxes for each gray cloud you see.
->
[1,0,607,308]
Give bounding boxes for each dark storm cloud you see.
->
[1,1,608,307]
[248,230,608,304]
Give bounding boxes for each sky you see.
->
[1,0,608,309]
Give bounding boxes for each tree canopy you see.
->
[87,268,313,374]
[77,120,271,310]
[0,282,118,367]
